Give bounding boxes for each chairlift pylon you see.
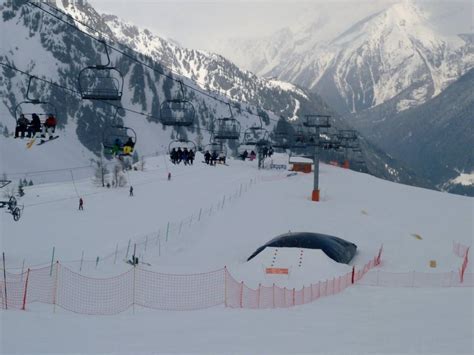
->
[78,40,124,101]
[160,80,195,127]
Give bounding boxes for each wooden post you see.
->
[49,246,55,276]
[224,267,227,307]
[20,259,25,282]
[240,281,244,308]
[79,250,84,272]
[125,239,131,259]
[22,268,30,311]
[95,256,99,269]
[2,252,7,310]
[198,208,202,222]
[272,283,275,308]
[351,266,355,284]
[114,244,118,265]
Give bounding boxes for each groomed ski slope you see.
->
[1,154,473,354]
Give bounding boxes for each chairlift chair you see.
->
[78,40,124,101]
[168,138,197,154]
[160,80,195,127]
[213,104,241,140]
[13,76,59,139]
[103,124,137,157]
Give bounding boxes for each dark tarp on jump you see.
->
[247,232,357,264]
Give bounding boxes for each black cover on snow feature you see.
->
[247,232,357,264]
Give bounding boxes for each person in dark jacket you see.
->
[28,113,42,137]
[204,150,211,165]
[129,186,134,197]
[79,197,84,211]
[188,149,195,165]
[15,114,30,138]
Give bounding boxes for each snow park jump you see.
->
[1,1,473,353]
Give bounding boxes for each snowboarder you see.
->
[129,186,134,197]
[78,197,84,210]
[43,114,57,139]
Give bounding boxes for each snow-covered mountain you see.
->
[219,1,473,115]
[0,0,429,189]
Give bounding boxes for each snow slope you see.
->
[1,154,473,353]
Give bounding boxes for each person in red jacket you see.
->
[42,114,57,139]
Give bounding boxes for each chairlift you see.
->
[14,77,58,122]
[168,138,196,154]
[271,129,293,150]
[213,103,241,140]
[303,114,331,128]
[160,80,195,127]
[103,110,137,157]
[204,141,227,156]
[78,40,124,101]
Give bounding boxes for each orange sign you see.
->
[266,268,289,275]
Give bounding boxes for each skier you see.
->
[28,113,42,137]
[167,172,171,181]
[123,137,135,155]
[240,150,248,160]
[15,114,30,139]
[204,150,211,165]
[188,149,195,165]
[78,197,84,211]
[249,150,256,161]
[211,151,218,166]
[129,185,134,197]
[170,148,177,164]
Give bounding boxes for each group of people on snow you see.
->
[15,113,57,139]
[170,147,195,165]
[110,137,135,156]
[204,150,226,165]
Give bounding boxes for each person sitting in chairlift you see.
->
[15,114,30,139]
[123,137,135,155]
[28,113,42,138]
[43,114,57,139]
[249,150,256,161]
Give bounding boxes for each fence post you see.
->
[198,208,202,222]
[257,283,261,308]
[272,283,275,308]
[53,261,59,313]
[351,266,355,284]
[224,267,227,307]
[80,250,84,272]
[310,283,313,301]
[114,244,118,265]
[20,259,25,282]
[292,288,295,306]
[95,256,100,269]
[125,239,131,259]
[240,281,244,308]
[166,222,170,242]
[2,252,7,310]
[49,246,55,276]
[22,268,30,311]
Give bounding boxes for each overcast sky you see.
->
[89,0,473,50]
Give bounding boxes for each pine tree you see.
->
[28,180,34,186]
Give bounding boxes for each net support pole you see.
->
[2,252,7,310]
[22,268,30,311]
[49,246,55,276]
